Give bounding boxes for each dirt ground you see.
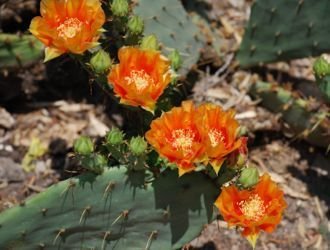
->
[0,0,329,249]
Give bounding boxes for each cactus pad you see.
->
[250,81,330,148]
[0,34,43,68]
[0,167,219,249]
[238,0,330,67]
[134,0,205,73]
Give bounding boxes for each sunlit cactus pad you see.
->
[238,0,330,67]
[0,167,218,249]
[134,0,205,73]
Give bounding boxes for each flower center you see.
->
[238,194,266,221]
[208,128,227,147]
[169,129,195,155]
[57,18,83,39]
[125,70,154,92]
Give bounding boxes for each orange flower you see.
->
[196,104,245,173]
[108,47,172,112]
[215,174,287,248]
[145,101,204,176]
[30,0,105,61]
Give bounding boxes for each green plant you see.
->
[133,0,205,73]
[238,0,330,67]
[0,166,220,249]
[0,34,43,68]
[249,81,330,148]
[313,55,330,103]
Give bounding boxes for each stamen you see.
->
[169,129,195,155]
[57,18,83,39]
[238,194,267,221]
[125,70,154,92]
[208,128,227,147]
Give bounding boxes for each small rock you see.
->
[0,107,15,129]
[0,157,25,182]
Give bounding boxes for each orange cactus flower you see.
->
[196,103,245,173]
[145,101,204,176]
[30,0,105,61]
[215,174,287,248]
[108,46,172,112]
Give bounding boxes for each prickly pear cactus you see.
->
[0,167,219,249]
[238,0,330,67]
[250,81,330,148]
[0,34,43,68]
[313,56,330,103]
[134,0,205,73]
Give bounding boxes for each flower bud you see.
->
[168,49,182,70]
[127,15,144,35]
[314,55,330,78]
[90,49,112,74]
[111,0,129,17]
[129,136,147,156]
[140,35,159,51]
[74,136,94,155]
[238,167,259,188]
[81,153,107,174]
[106,128,124,145]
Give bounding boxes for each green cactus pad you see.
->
[134,0,205,73]
[0,167,219,249]
[0,34,43,68]
[316,75,330,102]
[314,56,330,103]
[238,0,330,67]
[250,81,330,148]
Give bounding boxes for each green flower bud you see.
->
[129,136,147,156]
[106,128,124,145]
[90,49,112,74]
[111,0,129,17]
[313,55,330,79]
[238,167,259,188]
[74,136,94,155]
[127,15,144,35]
[168,49,182,70]
[140,34,159,51]
[81,154,107,174]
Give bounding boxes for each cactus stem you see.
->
[162,6,166,11]
[79,206,92,224]
[313,41,319,48]
[277,50,282,56]
[41,208,48,216]
[53,228,66,245]
[152,16,158,21]
[145,230,158,250]
[101,231,111,250]
[111,210,129,226]
[178,21,183,27]
[170,33,175,40]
